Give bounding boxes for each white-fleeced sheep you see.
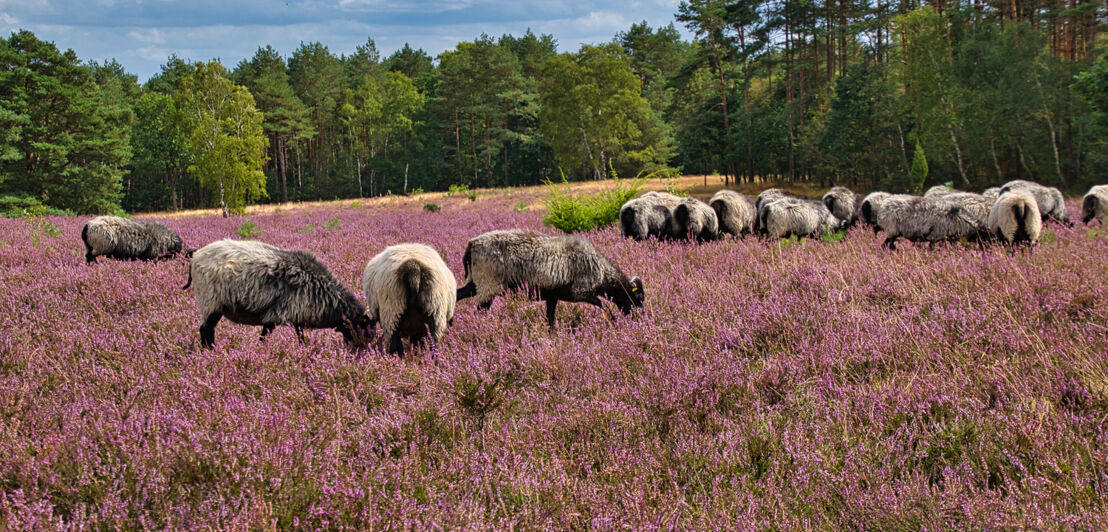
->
[362,244,457,355]
[709,190,757,237]
[875,197,990,250]
[671,197,719,241]
[1082,185,1108,226]
[988,190,1042,249]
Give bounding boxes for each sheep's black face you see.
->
[340,314,373,350]
[611,276,645,315]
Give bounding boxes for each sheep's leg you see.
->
[294,326,306,344]
[585,296,616,321]
[259,324,276,342]
[200,312,221,349]
[476,298,494,311]
[387,331,404,356]
[882,236,897,251]
[456,281,477,301]
[545,298,559,328]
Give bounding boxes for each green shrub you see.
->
[237,220,261,239]
[447,183,470,197]
[542,177,644,233]
[910,142,928,195]
[28,217,62,248]
[409,187,424,196]
[513,201,529,213]
[820,227,846,243]
[0,195,75,218]
[323,216,341,230]
[423,203,441,213]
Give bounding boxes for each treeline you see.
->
[1,1,1106,215]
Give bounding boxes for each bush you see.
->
[542,177,644,233]
[0,195,75,218]
[409,187,425,196]
[424,203,441,213]
[910,142,928,195]
[237,219,261,239]
[447,183,470,197]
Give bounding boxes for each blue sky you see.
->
[0,0,688,82]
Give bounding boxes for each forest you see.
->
[0,0,1105,215]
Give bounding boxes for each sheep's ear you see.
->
[630,276,643,293]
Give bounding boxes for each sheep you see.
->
[671,197,719,241]
[362,244,457,355]
[81,215,183,264]
[183,239,370,349]
[638,190,683,207]
[754,188,793,232]
[859,192,915,233]
[455,230,644,327]
[620,195,675,241]
[875,197,990,250]
[983,187,1002,201]
[924,185,953,197]
[988,190,1042,250]
[936,192,994,224]
[709,190,757,237]
[822,186,863,228]
[999,180,1072,225]
[759,198,843,239]
[1082,185,1108,226]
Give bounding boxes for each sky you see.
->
[0,0,689,82]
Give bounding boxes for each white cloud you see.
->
[338,0,476,13]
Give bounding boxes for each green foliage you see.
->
[820,227,846,244]
[177,61,269,217]
[237,220,261,239]
[0,195,75,218]
[28,216,62,248]
[542,177,644,233]
[513,201,529,213]
[408,187,424,196]
[539,43,676,180]
[0,30,131,214]
[910,142,929,195]
[447,184,470,197]
[423,202,440,212]
[323,215,341,230]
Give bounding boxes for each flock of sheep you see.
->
[78,180,1107,354]
[82,218,644,354]
[622,180,1108,251]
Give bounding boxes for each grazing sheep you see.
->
[184,239,370,349]
[937,192,994,224]
[822,186,863,228]
[875,197,990,250]
[983,187,1001,201]
[362,244,456,355]
[81,215,183,264]
[924,185,953,197]
[1082,185,1108,226]
[754,188,793,232]
[638,191,683,207]
[620,195,675,241]
[999,180,1072,225]
[988,190,1042,249]
[671,197,719,241]
[455,230,644,326]
[860,192,915,233]
[759,198,843,239]
[709,190,757,237]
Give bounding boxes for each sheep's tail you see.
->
[398,259,423,307]
[182,262,193,290]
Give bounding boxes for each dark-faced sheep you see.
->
[82,215,184,263]
[759,198,843,239]
[822,186,863,228]
[620,195,675,241]
[876,197,990,250]
[988,190,1042,250]
[999,180,1072,225]
[362,244,457,355]
[671,197,719,241]
[860,192,915,233]
[455,230,644,327]
[184,239,370,349]
[1082,185,1108,226]
[709,190,757,237]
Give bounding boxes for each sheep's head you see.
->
[339,313,374,350]
[610,276,645,315]
[1083,196,1098,224]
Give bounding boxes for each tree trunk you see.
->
[219,178,227,218]
[403,162,409,193]
[355,155,363,198]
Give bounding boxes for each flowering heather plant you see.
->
[1,191,1107,529]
